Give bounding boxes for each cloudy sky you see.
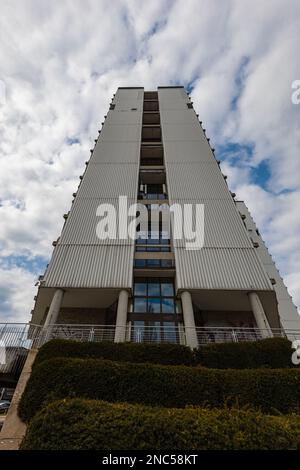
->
[0,0,299,322]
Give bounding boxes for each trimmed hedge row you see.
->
[21,398,300,450]
[19,357,300,421]
[34,337,295,369]
[194,337,295,369]
[34,339,194,367]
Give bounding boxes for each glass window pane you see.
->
[149,237,159,244]
[161,298,175,313]
[145,321,161,343]
[176,300,182,314]
[161,259,172,268]
[135,259,146,268]
[147,259,160,267]
[134,283,147,296]
[161,283,174,296]
[147,297,160,313]
[132,321,144,343]
[163,322,177,343]
[148,282,160,296]
[134,298,147,312]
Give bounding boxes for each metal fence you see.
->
[39,324,116,345]
[0,323,42,375]
[194,326,282,344]
[1,322,300,376]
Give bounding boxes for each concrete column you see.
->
[44,288,64,328]
[114,290,129,343]
[248,292,273,338]
[181,291,198,349]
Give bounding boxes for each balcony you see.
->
[144,91,158,100]
[141,145,163,160]
[143,101,159,111]
[0,323,300,348]
[0,323,298,350]
[143,113,160,125]
[134,259,175,269]
[138,183,167,200]
[142,126,161,142]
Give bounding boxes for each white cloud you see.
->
[0,0,299,321]
[0,264,36,323]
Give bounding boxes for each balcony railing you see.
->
[0,322,300,373]
[194,326,286,344]
[39,324,116,344]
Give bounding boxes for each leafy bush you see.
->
[19,357,300,421]
[21,398,300,450]
[34,339,194,367]
[194,337,294,369]
[34,337,295,369]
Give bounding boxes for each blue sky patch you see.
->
[0,254,48,276]
[250,160,271,189]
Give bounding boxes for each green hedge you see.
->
[21,398,300,450]
[19,357,300,421]
[194,337,294,369]
[34,337,294,369]
[34,339,194,367]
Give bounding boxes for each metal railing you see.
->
[0,322,300,375]
[126,324,186,345]
[0,323,42,375]
[194,326,285,345]
[39,324,116,345]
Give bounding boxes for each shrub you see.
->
[19,357,300,421]
[34,337,295,369]
[21,398,300,450]
[34,339,194,367]
[194,337,294,369]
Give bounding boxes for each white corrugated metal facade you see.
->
[44,88,143,289]
[158,87,273,292]
[43,86,276,296]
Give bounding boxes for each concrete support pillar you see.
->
[248,292,273,338]
[181,291,198,349]
[114,290,129,343]
[44,288,64,328]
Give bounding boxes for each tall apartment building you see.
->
[30,86,300,347]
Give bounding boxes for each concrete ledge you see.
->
[0,349,38,451]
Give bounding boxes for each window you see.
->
[163,322,177,343]
[138,183,167,200]
[161,282,174,296]
[130,320,180,344]
[148,282,160,296]
[132,278,178,314]
[161,298,175,313]
[148,298,160,313]
[134,259,174,269]
[134,282,147,296]
[134,297,147,312]
[130,278,183,344]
